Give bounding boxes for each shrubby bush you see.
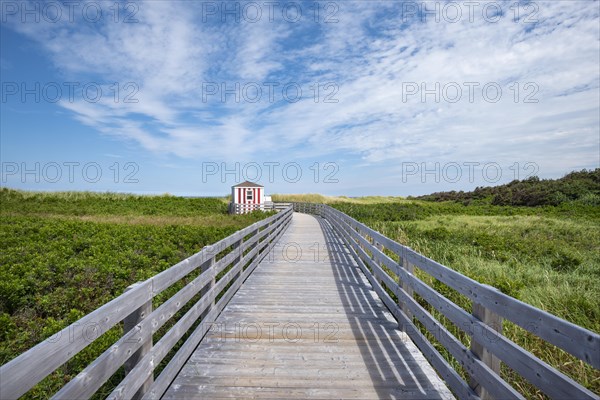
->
[414,169,599,207]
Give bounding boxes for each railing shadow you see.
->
[313,214,448,399]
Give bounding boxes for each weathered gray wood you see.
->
[148,218,259,295]
[470,302,503,400]
[166,384,448,400]
[0,279,152,400]
[50,264,217,399]
[328,215,475,399]
[124,283,154,400]
[323,206,600,369]
[143,207,291,300]
[398,261,596,399]
[51,216,290,400]
[272,202,292,212]
[402,248,600,368]
[108,247,261,399]
[0,208,291,400]
[145,304,220,399]
[7,202,598,400]
[232,237,243,282]
[330,208,598,399]
[342,211,594,399]
[162,213,453,400]
[336,221,521,400]
[401,257,415,320]
[110,214,295,400]
[145,215,291,400]
[373,242,385,289]
[200,256,216,321]
[114,215,293,399]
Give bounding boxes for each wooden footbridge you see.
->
[1,204,599,399]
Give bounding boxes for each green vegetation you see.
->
[328,174,600,398]
[415,168,600,206]
[2,169,598,398]
[271,193,404,204]
[0,188,271,398]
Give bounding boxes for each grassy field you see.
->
[0,188,272,398]
[334,200,600,397]
[271,193,405,204]
[2,187,598,398]
[273,193,600,397]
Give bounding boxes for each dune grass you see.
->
[0,188,271,398]
[331,200,600,398]
[1,188,597,398]
[271,193,405,204]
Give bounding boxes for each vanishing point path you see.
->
[163,212,454,399]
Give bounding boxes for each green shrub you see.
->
[0,189,272,397]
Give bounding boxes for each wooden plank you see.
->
[0,206,292,400]
[165,383,447,400]
[141,302,224,400]
[470,303,503,400]
[402,265,596,399]
[351,226,592,398]
[332,210,598,399]
[324,207,600,369]
[403,249,600,368]
[109,221,289,400]
[136,206,290,299]
[109,214,292,399]
[123,283,154,400]
[145,216,291,400]
[108,247,259,399]
[51,256,223,399]
[328,214,477,400]
[401,257,415,320]
[162,213,454,400]
[0,279,152,400]
[343,234,522,399]
[199,256,215,320]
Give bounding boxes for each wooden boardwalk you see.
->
[163,213,454,399]
[3,205,597,399]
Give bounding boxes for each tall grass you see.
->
[271,193,405,204]
[332,201,600,398]
[0,188,271,398]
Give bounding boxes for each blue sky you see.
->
[1,0,599,196]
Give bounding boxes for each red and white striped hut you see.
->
[230,181,265,214]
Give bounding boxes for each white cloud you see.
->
[5,0,599,178]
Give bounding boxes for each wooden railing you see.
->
[293,202,600,400]
[229,202,291,214]
[2,203,598,400]
[0,206,293,400]
[229,203,264,214]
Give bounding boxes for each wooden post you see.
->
[232,238,243,281]
[200,255,216,320]
[470,299,503,400]
[248,226,260,266]
[123,282,153,400]
[400,256,414,321]
[374,242,384,288]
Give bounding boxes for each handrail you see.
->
[292,202,600,400]
[229,202,291,214]
[2,203,597,400]
[0,206,293,400]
